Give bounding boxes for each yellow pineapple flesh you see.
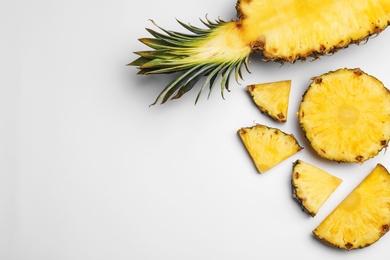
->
[130,0,390,104]
[246,80,291,122]
[313,164,390,250]
[237,0,390,61]
[238,124,302,173]
[298,68,390,163]
[292,160,342,217]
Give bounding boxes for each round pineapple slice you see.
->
[313,164,390,250]
[298,68,390,163]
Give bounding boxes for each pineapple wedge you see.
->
[292,160,342,217]
[313,164,390,250]
[246,80,291,122]
[130,0,390,104]
[298,68,390,163]
[238,124,302,173]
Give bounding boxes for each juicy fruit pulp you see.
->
[237,0,389,61]
[313,164,390,250]
[246,80,291,122]
[238,124,302,173]
[130,0,390,104]
[292,160,342,217]
[298,68,390,163]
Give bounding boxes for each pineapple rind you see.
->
[298,68,390,163]
[313,164,390,250]
[238,124,302,173]
[292,160,342,217]
[246,80,291,122]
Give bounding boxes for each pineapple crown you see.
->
[129,18,250,105]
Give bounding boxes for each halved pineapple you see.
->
[246,80,291,122]
[298,68,390,163]
[238,124,302,173]
[313,164,390,250]
[292,160,342,217]
[130,0,390,104]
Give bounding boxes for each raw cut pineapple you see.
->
[292,160,342,217]
[246,80,291,122]
[129,0,390,104]
[238,124,302,173]
[298,68,390,163]
[313,164,390,250]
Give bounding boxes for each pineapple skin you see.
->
[313,164,390,250]
[292,160,314,216]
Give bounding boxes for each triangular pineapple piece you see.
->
[313,164,390,250]
[238,124,302,173]
[298,68,390,163]
[246,80,291,122]
[292,160,342,217]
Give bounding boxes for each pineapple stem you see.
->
[129,18,251,105]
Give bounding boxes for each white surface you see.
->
[2,0,390,259]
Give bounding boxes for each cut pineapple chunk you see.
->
[238,124,302,173]
[246,80,291,122]
[292,160,342,217]
[313,164,390,250]
[298,68,390,163]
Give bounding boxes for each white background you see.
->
[2,0,390,259]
